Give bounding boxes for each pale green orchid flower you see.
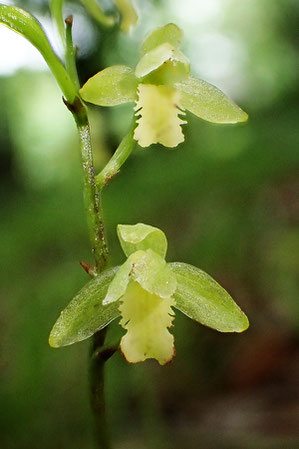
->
[80,24,248,148]
[49,223,249,366]
[103,224,177,364]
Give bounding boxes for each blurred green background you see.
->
[1,0,299,448]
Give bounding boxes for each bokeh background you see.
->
[1,0,299,448]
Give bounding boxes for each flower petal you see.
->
[134,84,186,148]
[135,43,190,79]
[129,249,177,298]
[103,258,133,304]
[141,23,183,55]
[169,262,249,332]
[119,281,175,364]
[79,65,138,106]
[117,223,168,258]
[175,76,248,124]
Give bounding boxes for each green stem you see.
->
[50,0,80,92]
[72,101,108,272]
[71,102,135,449]
[96,121,137,188]
[89,329,117,449]
[70,101,110,448]
[50,0,66,48]
[65,16,80,90]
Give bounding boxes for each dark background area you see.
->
[0,0,298,448]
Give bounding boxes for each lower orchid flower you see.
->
[49,223,249,365]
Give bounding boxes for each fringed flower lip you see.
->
[49,223,249,365]
[79,23,248,149]
[103,226,178,364]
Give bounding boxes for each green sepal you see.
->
[0,5,77,102]
[117,223,168,258]
[80,65,138,106]
[103,258,132,304]
[135,43,190,79]
[49,267,120,347]
[141,23,183,55]
[104,249,177,304]
[169,262,249,332]
[175,76,248,124]
[112,0,138,32]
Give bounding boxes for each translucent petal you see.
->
[141,23,183,55]
[103,258,133,304]
[135,43,190,79]
[134,84,186,148]
[129,249,177,298]
[49,267,120,347]
[119,282,175,364]
[79,65,138,106]
[175,76,248,124]
[169,262,249,332]
[117,223,167,258]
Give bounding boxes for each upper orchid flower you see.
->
[80,24,248,148]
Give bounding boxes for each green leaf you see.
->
[0,5,77,103]
[169,262,249,332]
[141,23,183,55]
[135,43,190,79]
[112,0,138,32]
[0,5,53,57]
[117,223,168,258]
[80,65,138,106]
[50,0,66,48]
[49,267,120,347]
[175,76,248,124]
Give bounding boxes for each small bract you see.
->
[80,24,248,148]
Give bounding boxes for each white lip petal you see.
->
[134,84,186,148]
[119,281,176,365]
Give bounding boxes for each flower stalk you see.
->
[96,121,136,188]
[70,101,107,271]
[67,96,110,449]
[66,54,136,449]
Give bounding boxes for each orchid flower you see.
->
[49,224,249,365]
[80,24,248,148]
